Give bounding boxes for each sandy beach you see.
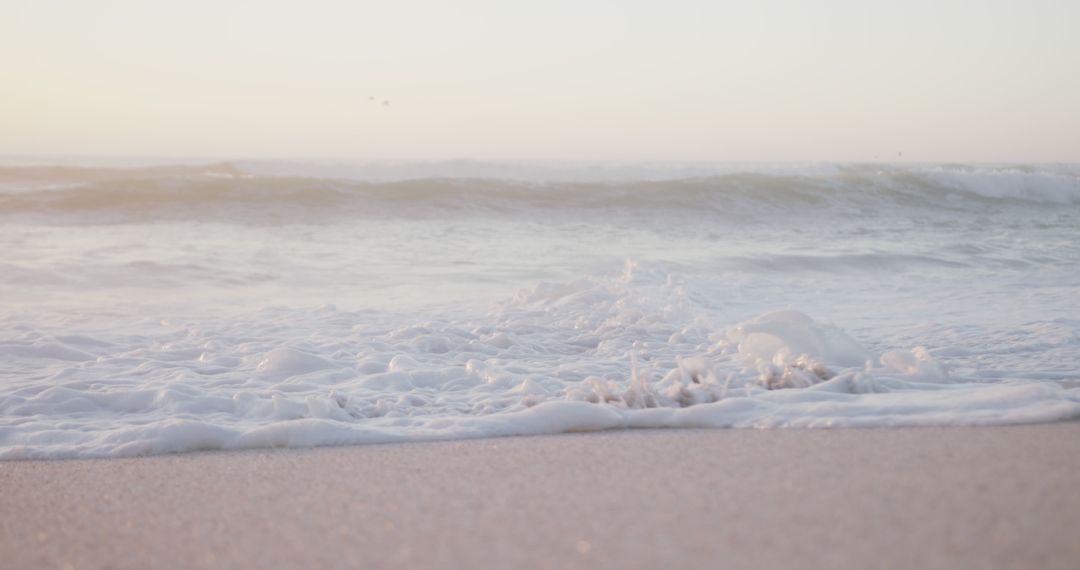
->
[3,423,1078,570]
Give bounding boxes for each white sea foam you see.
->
[0,161,1078,458]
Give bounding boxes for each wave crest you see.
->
[1,162,1077,222]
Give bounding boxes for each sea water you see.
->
[1,160,1078,458]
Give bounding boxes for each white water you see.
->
[2,161,1079,458]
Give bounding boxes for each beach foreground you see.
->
[3,424,1079,570]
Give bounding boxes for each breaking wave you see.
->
[3,266,1078,459]
[1,162,1077,222]
[2,160,1079,459]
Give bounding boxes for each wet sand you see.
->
[2,424,1079,570]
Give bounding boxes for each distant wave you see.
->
[1,162,1077,222]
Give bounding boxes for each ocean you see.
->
[2,160,1079,458]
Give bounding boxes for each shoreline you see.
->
[3,424,1079,569]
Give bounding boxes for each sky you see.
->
[2,0,1078,162]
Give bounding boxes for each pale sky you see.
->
[2,0,1078,161]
